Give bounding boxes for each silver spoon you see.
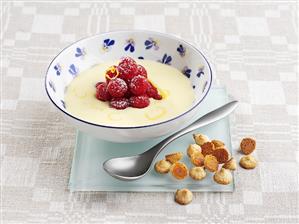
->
[103,101,238,181]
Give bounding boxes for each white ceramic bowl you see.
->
[45,30,212,142]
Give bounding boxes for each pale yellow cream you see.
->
[64,59,195,126]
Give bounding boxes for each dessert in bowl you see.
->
[45,30,212,142]
[65,58,195,126]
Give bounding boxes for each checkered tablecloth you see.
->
[1,1,298,223]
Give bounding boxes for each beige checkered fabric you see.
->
[1,1,298,223]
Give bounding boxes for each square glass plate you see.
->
[69,88,234,192]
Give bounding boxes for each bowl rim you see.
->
[45,30,213,129]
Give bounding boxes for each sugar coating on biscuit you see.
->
[189,167,206,180]
[165,152,183,164]
[239,155,257,169]
[175,188,193,205]
[154,159,172,174]
[223,158,237,170]
[187,144,201,158]
[240,137,256,155]
[193,134,210,146]
[213,168,233,185]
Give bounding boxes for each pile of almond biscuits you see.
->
[154,134,257,205]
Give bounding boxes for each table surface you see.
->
[1,1,298,223]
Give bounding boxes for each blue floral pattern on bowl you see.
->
[60,100,66,109]
[68,64,79,76]
[202,81,208,93]
[124,38,135,52]
[177,44,186,57]
[182,66,192,78]
[75,47,85,58]
[102,38,115,51]
[54,64,61,76]
[159,53,172,65]
[144,38,159,50]
[197,66,204,78]
[48,80,56,92]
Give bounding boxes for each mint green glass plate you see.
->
[69,88,234,192]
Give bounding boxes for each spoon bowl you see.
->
[103,155,153,180]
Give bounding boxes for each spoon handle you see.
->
[145,101,238,158]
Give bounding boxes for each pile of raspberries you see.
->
[95,57,162,110]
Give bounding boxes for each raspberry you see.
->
[124,89,133,98]
[107,78,128,98]
[119,57,137,67]
[129,75,150,96]
[95,82,111,101]
[95,58,159,110]
[105,65,119,83]
[118,57,138,82]
[117,66,135,82]
[110,98,129,110]
[147,82,162,100]
[129,95,150,108]
[136,65,147,78]
[95,81,104,88]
